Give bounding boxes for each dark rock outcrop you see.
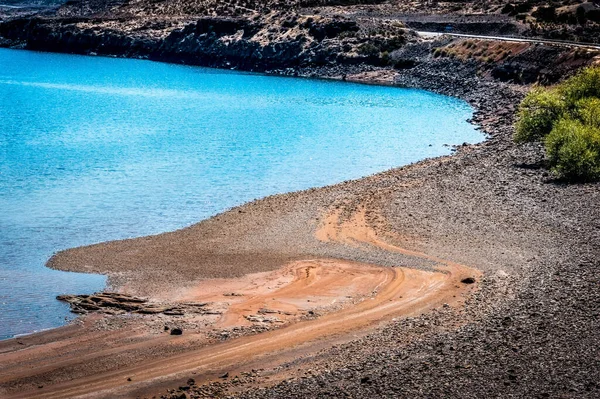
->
[57,292,219,316]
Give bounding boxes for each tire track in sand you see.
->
[0,206,479,399]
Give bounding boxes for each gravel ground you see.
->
[154,60,600,399]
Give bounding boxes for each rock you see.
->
[461,277,476,284]
[56,292,217,316]
[220,372,229,379]
[257,308,279,314]
[163,310,185,316]
[137,306,169,314]
[245,314,282,323]
[204,310,223,315]
[170,327,183,335]
[56,292,149,314]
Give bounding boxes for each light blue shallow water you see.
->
[0,48,482,339]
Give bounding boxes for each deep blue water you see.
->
[0,48,482,339]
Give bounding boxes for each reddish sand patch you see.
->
[0,205,480,398]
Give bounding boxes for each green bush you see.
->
[545,119,600,181]
[380,51,390,65]
[576,97,600,128]
[514,66,600,181]
[357,42,380,56]
[559,66,600,105]
[514,88,565,143]
[533,6,557,22]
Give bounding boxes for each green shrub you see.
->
[380,37,405,52]
[576,97,600,128]
[545,118,600,181]
[380,51,390,65]
[559,66,600,106]
[501,4,515,15]
[514,66,600,181]
[533,6,557,22]
[514,87,565,143]
[589,9,600,23]
[576,5,587,25]
[357,42,380,56]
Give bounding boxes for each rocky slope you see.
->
[1,0,599,79]
[0,10,409,71]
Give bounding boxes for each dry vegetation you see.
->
[434,39,531,63]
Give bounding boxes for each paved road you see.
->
[417,31,600,50]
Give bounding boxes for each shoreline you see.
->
[0,60,518,397]
[0,23,599,399]
[45,62,496,294]
[0,45,483,342]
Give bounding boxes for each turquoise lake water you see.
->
[0,48,482,339]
